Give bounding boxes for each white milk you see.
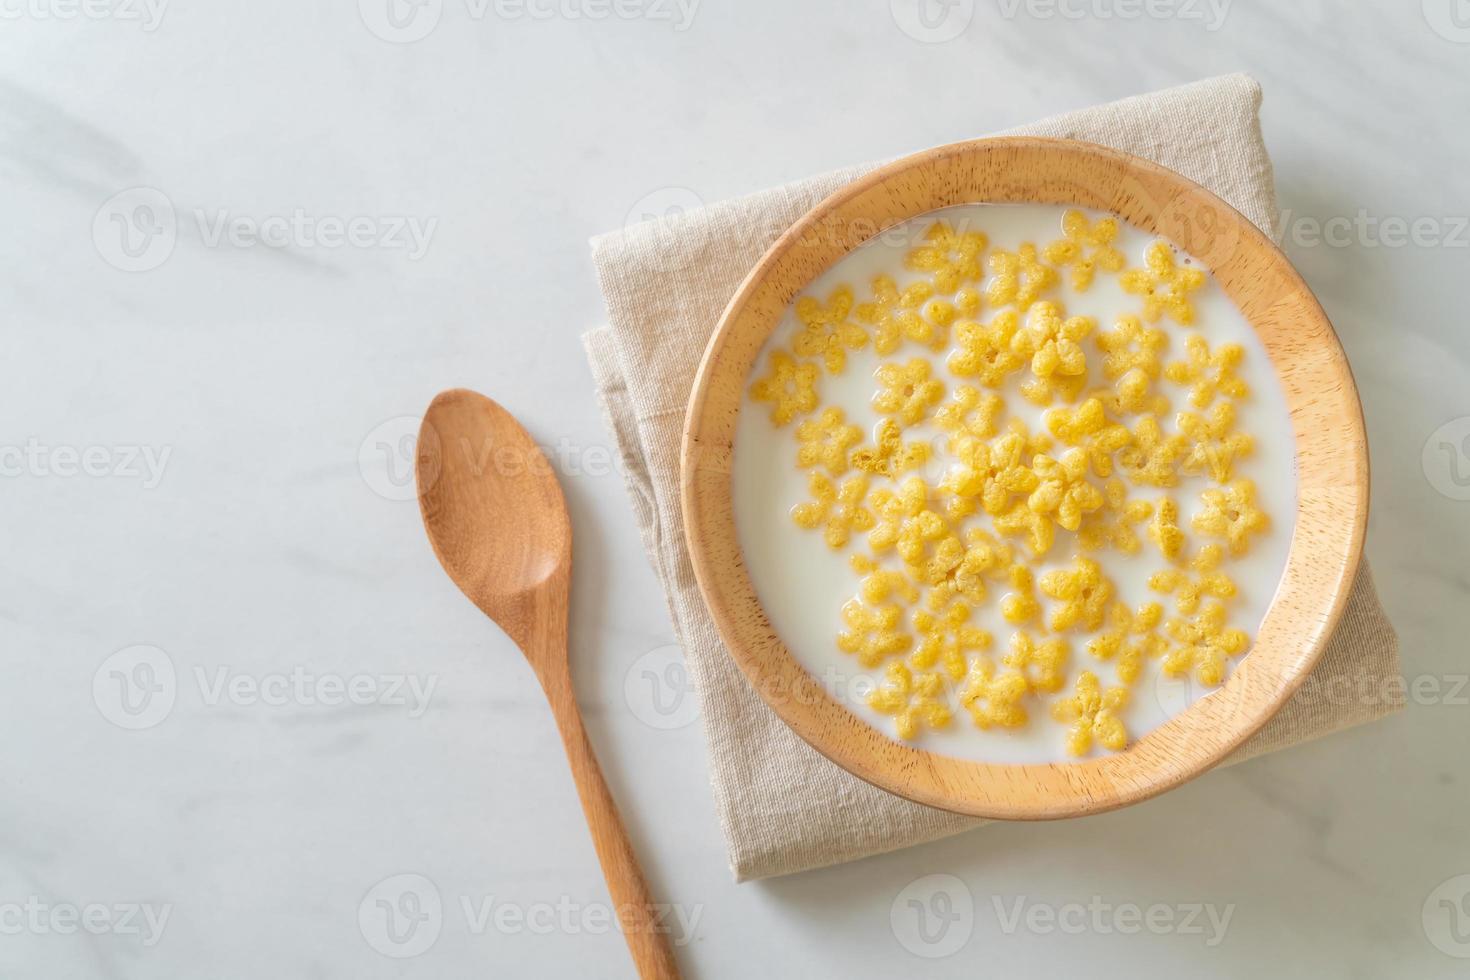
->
[732,203,1298,764]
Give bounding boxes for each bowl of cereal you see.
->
[680,137,1367,819]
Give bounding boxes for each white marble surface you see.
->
[1,1,1466,977]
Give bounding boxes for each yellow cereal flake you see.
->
[1028,449,1104,532]
[1192,480,1269,557]
[959,659,1030,729]
[911,601,992,681]
[920,287,982,351]
[995,499,1056,557]
[850,419,932,478]
[1178,401,1255,483]
[1051,670,1130,755]
[942,427,1040,517]
[1147,497,1186,560]
[934,385,1005,442]
[986,243,1059,309]
[1009,301,1095,405]
[1039,556,1113,632]
[873,358,946,426]
[998,563,1041,625]
[1162,601,1249,686]
[1043,210,1126,291]
[905,221,988,295]
[924,528,1014,609]
[948,310,1025,386]
[791,471,874,549]
[837,598,912,668]
[867,662,952,740]
[855,275,936,356]
[868,476,949,566]
[792,285,868,374]
[1044,397,1131,477]
[1148,542,1237,615]
[1095,314,1171,416]
[750,349,820,426]
[1165,335,1249,409]
[1121,241,1206,325]
[850,554,919,606]
[1116,414,1187,487]
[1087,601,1166,685]
[1003,630,1069,694]
[1078,478,1153,555]
[795,406,862,475]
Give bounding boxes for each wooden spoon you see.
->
[416,388,680,980]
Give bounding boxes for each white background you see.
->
[2,0,1467,976]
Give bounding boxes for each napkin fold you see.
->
[584,74,1403,882]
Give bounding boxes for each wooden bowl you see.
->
[680,137,1367,819]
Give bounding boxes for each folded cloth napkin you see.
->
[584,74,1403,882]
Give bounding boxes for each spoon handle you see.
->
[543,673,682,979]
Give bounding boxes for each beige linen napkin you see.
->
[584,74,1403,882]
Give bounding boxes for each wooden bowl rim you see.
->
[681,136,1368,820]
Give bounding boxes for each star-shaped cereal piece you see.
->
[1002,629,1069,694]
[795,406,862,476]
[948,310,1025,387]
[910,600,993,682]
[959,658,1030,729]
[1095,314,1171,416]
[1044,397,1131,478]
[1121,241,1207,325]
[850,418,932,478]
[1177,401,1255,483]
[1165,335,1249,409]
[866,663,952,740]
[837,597,912,668]
[1116,414,1187,488]
[918,287,982,352]
[854,275,935,356]
[985,243,1059,310]
[941,425,1040,517]
[1147,497,1186,561]
[1161,601,1249,686]
[922,527,1014,609]
[750,349,819,426]
[995,499,1056,556]
[792,284,868,374]
[1050,670,1130,756]
[850,554,919,606]
[1192,479,1269,557]
[791,472,875,548]
[1148,543,1237,614]
[1042,209,1126,291]
[934,385,1004,443]
[868,476,948,565]
[1086,601,1166,685]
[1077,478,1154,555]
[1038,556,1113,632]
[905,221,988,294]
[873,358,945,426]
[1027,448,1104,532]
[1009,301,1096,405]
